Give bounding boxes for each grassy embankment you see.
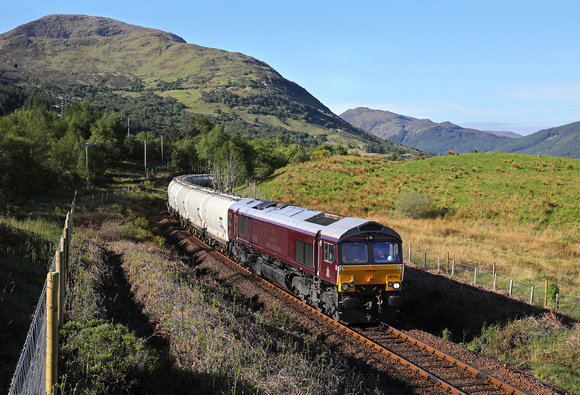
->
[255,152,580,392]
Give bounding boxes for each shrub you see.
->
[60,319,160,394]
[566,163,573,170]
[547,283,560,302]
[395,191,433,219]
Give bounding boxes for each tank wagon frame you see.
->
[168,174,404,323]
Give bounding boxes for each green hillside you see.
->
[492,121,580,158]
[259,152,580,226]
[256,152,580,298]
[0,15,418,155]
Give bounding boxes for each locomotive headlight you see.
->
[341,283,350,292]
[393,282,401,290]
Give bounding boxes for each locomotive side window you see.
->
[295,240,314,268]
[228,212,232,227]
[341,242,368,264]
[324,242,335,263]
[239,216,250,237]
[373,241,400,263]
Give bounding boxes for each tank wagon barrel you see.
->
[168,174,404,323]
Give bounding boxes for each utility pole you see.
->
[54,92,72,117]
[127,117,130,137]
[144,140,147,179]
[77,142,98,189]
[161,135,164,166]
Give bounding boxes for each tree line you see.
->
[0,83,350,204]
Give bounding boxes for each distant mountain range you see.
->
[0,15,420,156]
[340,107,579,157]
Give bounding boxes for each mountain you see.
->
[491,121,580,158]
[340,107,579,158]
[340,107,516,154]
[0,15,420,156]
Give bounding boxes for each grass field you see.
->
[257,152,580,297]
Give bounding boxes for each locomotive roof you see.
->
[230,198,401,242]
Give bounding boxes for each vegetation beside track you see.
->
[34,184,382,394]
[254,152,580,393]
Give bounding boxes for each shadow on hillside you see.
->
[395,265,563,343]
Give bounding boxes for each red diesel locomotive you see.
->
[168,175,404,323]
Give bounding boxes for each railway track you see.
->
[199,242,530,394]
[351,324,527,395]
[164,211,535,394]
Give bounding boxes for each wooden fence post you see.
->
[474,267,478,284]
[530,286,535,305]
[55,248,64,328]
[544,279,548,308]
[46,272,59,395]
[509,279,513,296]
[437,257,441,273]
[451,260,455,276]
[423,252,427,268]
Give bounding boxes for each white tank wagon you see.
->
[168,175,241,246]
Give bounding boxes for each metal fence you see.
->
[8,237,61,395]
[8,186,138,394]
[77,185,140,210]
[407,244,580,320]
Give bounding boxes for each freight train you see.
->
[168,174,404,323]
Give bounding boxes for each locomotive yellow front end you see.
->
[337,263,403,294]
[335,234,405,322]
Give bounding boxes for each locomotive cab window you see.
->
[341,242,368,264]
[324,242,335,263]
[373,241,400,263]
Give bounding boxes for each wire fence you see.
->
[8,229,64,395]
[8,186,139,395]
[406,244,580,320]
[77,185,141,210]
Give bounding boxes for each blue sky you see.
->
[2,0,579,136]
